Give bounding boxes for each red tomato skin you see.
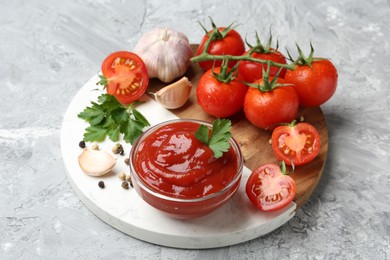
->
[243,78,299,130]
[246,163,296,212]
[271,123,321,166]
[101,51,149,106]
[284,59,338,107]
[238,49,287,83]
[197,68,248,118]
[196,28,245,71]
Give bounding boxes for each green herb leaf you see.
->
[195,124,210,145]
[96,75,108,89]
[83,126,108,142]
[195,118,232,158]
[107,127,120,142]
[131,107,150,127]
[78,94,150,144]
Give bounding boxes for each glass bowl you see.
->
[129,119,243,219]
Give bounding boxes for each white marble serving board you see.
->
[60,75,296,249]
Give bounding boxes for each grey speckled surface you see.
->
[1,0,390,259]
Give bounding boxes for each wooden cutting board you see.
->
[147,46,328,209]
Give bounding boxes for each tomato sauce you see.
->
[133,121,238,199]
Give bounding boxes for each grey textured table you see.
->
[1,0,389,259]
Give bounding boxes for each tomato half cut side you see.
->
[271,122,321,166]
[246,164,296,212]
[101,51,149,106]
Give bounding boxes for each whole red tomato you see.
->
[284,59,338,107]
[243,78,299,130]
[100,51,149,106]
[271,122,321,166]
[239,48,287,83]
[196,27,245,71]
[197,67,248,118]
[246,163,296,212]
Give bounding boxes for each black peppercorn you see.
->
[98,181,105,189]
[79,140,86,148]
[112,143,124,155]
[121,181,129,190]
[124,158,130,165]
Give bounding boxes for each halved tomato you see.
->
[101,51,149,106]
[271,122,321,166]
[246,163,296,212]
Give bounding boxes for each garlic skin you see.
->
[134,28,193,83]
[153,77,192,109]
[78,148,116,177]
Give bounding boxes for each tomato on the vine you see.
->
[246,163,296,212]
[243,77,299,130]
[197,67,248,118]
[100,51,149,106]
[196,27,245,71]
[271,121,321,166]
[238,48,287,83]
[284,56,337,107]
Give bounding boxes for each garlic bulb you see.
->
[78,148,116,176]
[134,28,193,83]
[153,77,192,109]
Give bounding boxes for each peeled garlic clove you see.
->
[154,77,192,109]
[78,148,116,177]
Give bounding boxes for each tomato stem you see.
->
[212,58,239,83]
[247,31,278,55]
[289,120,298,127]
[245,63,292,92]
[199,17,238,57]
[280,161,295,175]
[192,52,296,70]
[286,42,320,67]
[192,20,296,70]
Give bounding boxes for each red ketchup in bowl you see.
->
[130,120,243,219]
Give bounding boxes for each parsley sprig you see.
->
[78,94,150,144]
[195,118,232,158]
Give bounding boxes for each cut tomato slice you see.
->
[101,51,149,106]
[272,122,321,166]
[246,163,296,212]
